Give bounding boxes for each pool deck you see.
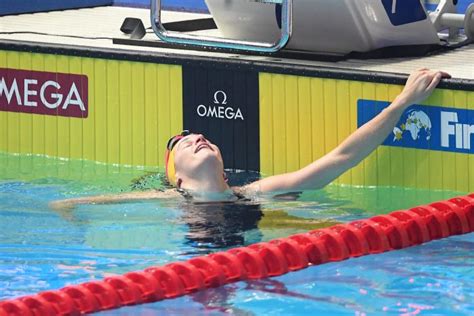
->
[0,6,473,82]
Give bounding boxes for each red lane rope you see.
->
[1,194,473,315]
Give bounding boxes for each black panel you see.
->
[183,66,260,171]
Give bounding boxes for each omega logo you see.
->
[196,90,244,121]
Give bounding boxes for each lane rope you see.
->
[1,194,473,315]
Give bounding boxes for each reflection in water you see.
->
[180,200,264,250]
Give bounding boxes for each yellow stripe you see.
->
[144,64,159,167]
[297,77,312,167]
[119,61,133,165]
[131,63,145,166]
[82,57,95,161]
[285,75,299,171]
[106,60,120,164]
[273,74,287,174]
[94,59,108,163]
[310,78,325,162]
[323,79,338,159]
[157,65,171,167]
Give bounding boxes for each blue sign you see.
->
[381,0,427,26]
[358,100,474,154]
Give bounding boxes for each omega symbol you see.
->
[213,90,227,105]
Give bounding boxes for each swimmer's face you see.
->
[173,134,224,178]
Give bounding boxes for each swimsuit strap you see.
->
[176,187,248,203]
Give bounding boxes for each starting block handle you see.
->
[150,0,293,53]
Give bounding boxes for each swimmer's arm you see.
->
[49,190,181,210]
[247,69,450,193]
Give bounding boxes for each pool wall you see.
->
[0,49,473,192]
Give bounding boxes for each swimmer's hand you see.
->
[49,199,76,211]
[397,68,451,106]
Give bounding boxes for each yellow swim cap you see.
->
[165,130,191,187]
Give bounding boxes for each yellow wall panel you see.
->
[0,51,182,171]
[1,50,472,193]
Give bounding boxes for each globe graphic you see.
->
[393,110,431,142]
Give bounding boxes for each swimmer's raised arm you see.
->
[49,189,181,211]
[247,69,450,193]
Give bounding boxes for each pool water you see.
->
[0,152,473,315]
